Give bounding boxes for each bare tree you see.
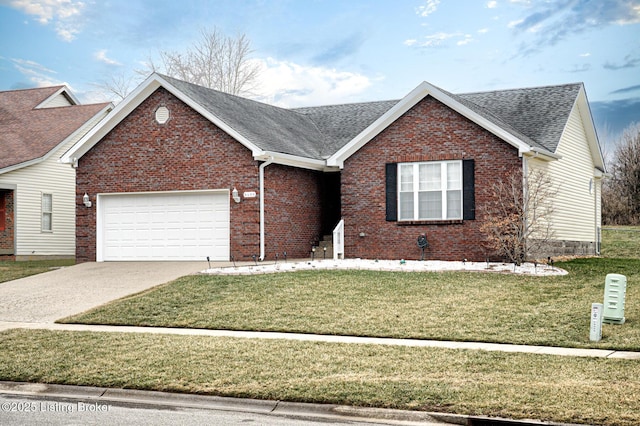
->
[480,168,557,265]
[602,122,640,225]
[93,72,139,102]
[149,28,261,96]
[95,27,261,101]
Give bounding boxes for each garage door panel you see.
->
[99,191,229,261]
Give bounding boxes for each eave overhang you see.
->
[254,151,338,171]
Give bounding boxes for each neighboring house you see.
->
[61,73,604,263]
[0,86,111,260]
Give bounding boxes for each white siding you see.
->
[39,92,74,108]
[529,103,599,243]
[0,111,107,257]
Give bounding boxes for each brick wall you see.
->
[263,164,323,260]
[341,96,522,262]
[0,190,14,260]
[76,88,320,262]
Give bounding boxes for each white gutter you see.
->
[259,156,275,261]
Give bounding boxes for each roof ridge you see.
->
[0,85,65,94]
[292,99,400,110]
[459,82,583,96]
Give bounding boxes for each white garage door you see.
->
[98,191,229,261]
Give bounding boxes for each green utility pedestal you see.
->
[603,273,627,325]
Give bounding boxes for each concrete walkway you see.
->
[1,321,638,360]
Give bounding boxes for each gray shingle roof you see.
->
[161,74,327,158]
[161,74,581,160]
[458,83,583,152]
[293,100,398,158]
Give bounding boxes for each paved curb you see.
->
[0,381,446,425]
[0,381,587,426]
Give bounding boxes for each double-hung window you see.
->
[42,193,52,232]
[398,160,462,221]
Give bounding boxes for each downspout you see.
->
[259,156,274,261]
[522,155,529,258]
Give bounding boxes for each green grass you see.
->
[0,329,638,426]
[61,257,640,350]
[0,259,75,283]
[602,226,640,259]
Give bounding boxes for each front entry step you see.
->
[312,235,333,259]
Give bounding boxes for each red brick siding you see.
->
[263,164,322,260]
[76,87,321,262]
[0,190,14,260]
[341,96,522,261]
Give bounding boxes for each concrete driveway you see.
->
[0,262,206,324]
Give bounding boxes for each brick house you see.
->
[0,86,111,260]
[62,73,605,262]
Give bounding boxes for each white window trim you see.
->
[397,160,463,221]
[42,193,53,232]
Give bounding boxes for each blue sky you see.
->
[1,0,639,144]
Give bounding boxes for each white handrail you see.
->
[332,219,344,260]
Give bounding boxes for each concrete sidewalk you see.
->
[1,321,638,359]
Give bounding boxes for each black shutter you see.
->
[385,163,397,221]
[462,159,475,220]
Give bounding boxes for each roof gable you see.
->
[63,74,599,172]
[0,86,111,172]
[326,82,570,168]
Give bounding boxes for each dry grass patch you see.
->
[0,329,638,426]
[0,259,75,283]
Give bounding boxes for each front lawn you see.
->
[0,259,75,283]
[0,329,638,426]
[61,257,640,351]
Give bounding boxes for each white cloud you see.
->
[408,32,467,48]
[614,3,640,25]
[478,28,490,34]
[10,57,61,86]
[251,58,374,108]
[403,39,418,46]
[486,1,498,8]
[94,49,121,66]
[416,0,440,17]
[6,0,86,41]
[457,35,474,46]
[580,52,591,57]
[508,18,524,28]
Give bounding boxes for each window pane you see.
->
[419,191,441,219]
[399,165,413,192]
[447,190,462,219]
[399,192,414,220]
[420,163,441,191]
[447,162,461,190]
[42,194,52,212]
[42,212,52,231]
